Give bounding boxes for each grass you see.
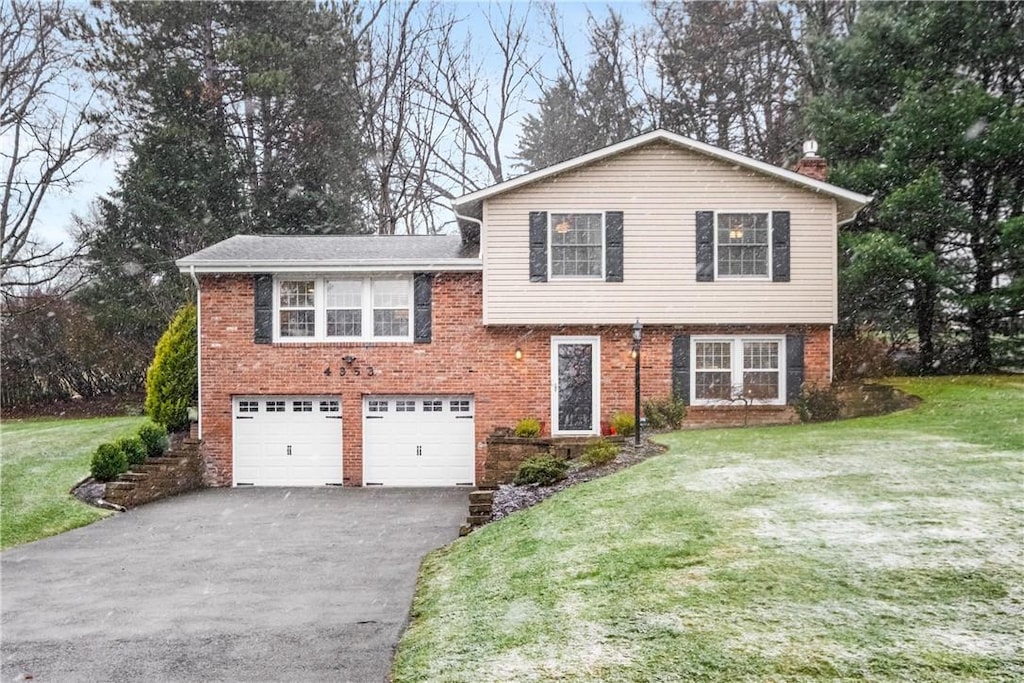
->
[393,376,1024,682]
[1,416,148,549]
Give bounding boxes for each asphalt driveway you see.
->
[1,487,467,682]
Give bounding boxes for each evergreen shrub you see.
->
[145,304,198,432]
[514,455,569,486]
[642,396,687,430]
[137,423,169,458]
[116,436,148,467]
[513,417,542,438]
[581,439,618,468]
[611,412,636,437]
[91,442,129,482]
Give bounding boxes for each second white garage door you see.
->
[363,395,475,486]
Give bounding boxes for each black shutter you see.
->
[254,274,273,344]
[695,211,714,282]
[786,333,804,403]
[772,211,791,282]
[605,211,624,282]
[672,334,691,403]
[529,211,547,282]
[413,273,433,343]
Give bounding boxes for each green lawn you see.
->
[1,416,148,549]
[393,376,1024,682]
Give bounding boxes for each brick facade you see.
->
[198,272,831,486]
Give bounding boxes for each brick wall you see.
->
[198,272,831,486]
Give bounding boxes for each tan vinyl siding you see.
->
[482,142,838,325]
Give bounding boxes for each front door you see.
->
[551,336,600,435]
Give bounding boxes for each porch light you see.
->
[514,347,523,360]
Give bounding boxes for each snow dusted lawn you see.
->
[393,377,1023,681]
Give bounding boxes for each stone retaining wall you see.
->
[104,438,203,508]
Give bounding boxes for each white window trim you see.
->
[273,275,413,343]
[550,335,601,436]
[690,335,786,406]
[713,210,773,281]
[548,211,606,281]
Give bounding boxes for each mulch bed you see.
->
[490,437,668,521]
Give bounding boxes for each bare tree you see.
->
[426,3,538,193]
[1,0,107,300]
[358,0,458,234]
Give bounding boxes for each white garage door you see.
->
[363,395,475,486]
[233,396,343,486]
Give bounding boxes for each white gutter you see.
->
[453,212,482,230]
[175,259,482,274]
[189,265,202,440]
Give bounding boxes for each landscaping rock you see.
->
[490,438,666,522]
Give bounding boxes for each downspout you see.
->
[189,265,202,440]
[829,325,834,383]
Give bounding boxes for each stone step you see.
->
[468,503,492,515]
[120,472,149,482]
[106,481,136,491]
[147,457,183,466]
[468,490,494,504]
[465,514,490,526]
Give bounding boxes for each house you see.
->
[176,130,870,488]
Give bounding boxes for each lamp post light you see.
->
[632,320,642,447]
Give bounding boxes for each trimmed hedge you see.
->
[116,436,147,467]
[137,423,169,458]
[145,304,197,432]
[91,443,129,482]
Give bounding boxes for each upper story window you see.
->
[716,212,770,278]
[696,210,788,283]
[275,276,412,342]
[279,280,316,337]
[692,336,784,405]
[550,213,604,279]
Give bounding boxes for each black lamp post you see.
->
[632,320,642,447]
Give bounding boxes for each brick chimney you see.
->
[795,139,827,182]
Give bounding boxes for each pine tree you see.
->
[811,1,1024,371]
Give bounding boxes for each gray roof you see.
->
[177,234,481,273]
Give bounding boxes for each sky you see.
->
[29,1,651,248]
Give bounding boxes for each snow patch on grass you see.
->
[922,626,1022,658]
[482,601,633,682]
[681,461,829,491]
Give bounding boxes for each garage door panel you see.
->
[363,395,474,487]
[233,396,342,486]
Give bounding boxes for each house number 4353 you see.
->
[322,366,376,377]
